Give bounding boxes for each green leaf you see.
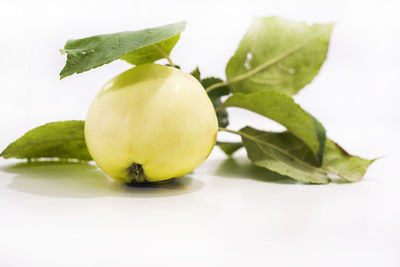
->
[226,16,333,96]
[121,35,180,65]
[190,66,201,81]
[217,141,243,155]
[0,121,92,161]
[240,127,327,184]
[222,91,326,163]
[60,21,186,79]
[201,77,231,128]
[322,141,376,183]
[238,127,373,184]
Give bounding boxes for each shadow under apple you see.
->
[1,161,204,198]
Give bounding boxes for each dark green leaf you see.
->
[226,16,333,96]
[223,91,326,163]
[217,141,243,155]
[201,77,231,128]
[166,64,181,69]
[60,21,186,79]
[210,98,229,128]
[308,112,326,164]
[202,77,230,98]
[0,121,92,161]
[190,66,201,81]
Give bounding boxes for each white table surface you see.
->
[1,0,399,266]
[1,122,399,267]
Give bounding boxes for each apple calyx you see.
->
[126,162,148,184]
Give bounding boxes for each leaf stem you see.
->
[214,105,225,113]
[218,127,241,135]
[205,27,331,94]
[153,44,175,67]
[205,80,230,93]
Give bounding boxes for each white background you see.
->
[0,0,399,266]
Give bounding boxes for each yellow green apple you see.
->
[84,63,218,183]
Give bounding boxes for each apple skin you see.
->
[84,63,218,183]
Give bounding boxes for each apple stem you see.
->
[153,44,175,68]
